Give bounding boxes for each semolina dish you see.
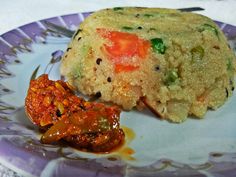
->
[60,7,236,123]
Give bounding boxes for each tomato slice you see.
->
[97,28,150,73]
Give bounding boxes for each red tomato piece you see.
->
[97,28,150,73]
[137,40,150,58]
[105,31,139,59]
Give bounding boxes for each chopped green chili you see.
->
[144,14,154,17]
[122,26,133,30]
[198,24,219,39]
[113,7,124,11]
[149,28,156,31]
[98,117,111,131]
[227,58,233,71]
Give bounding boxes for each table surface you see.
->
[0,0,236,176]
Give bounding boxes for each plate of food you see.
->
[0,7,236,177]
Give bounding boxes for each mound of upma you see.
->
[60,7,235,122]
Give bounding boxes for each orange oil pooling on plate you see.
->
[97,28,150,73]
[122,125,135,142]
[112,125,136,161]
[76,125,136,162]
[118,147,135,161]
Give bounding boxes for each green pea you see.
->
[151,38,166,54]
[165,69,179,86]
[191,46,204,61]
